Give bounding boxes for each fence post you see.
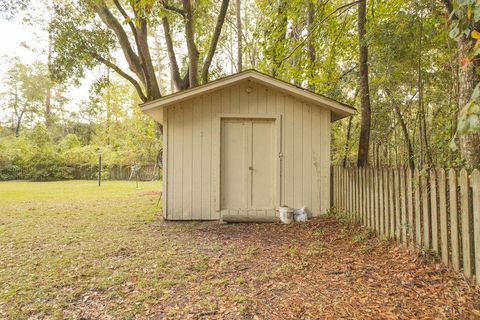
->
[471,169,480,284]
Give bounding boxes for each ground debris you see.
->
[1,182,479,319]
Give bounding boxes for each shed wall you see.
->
[163,80,331,220]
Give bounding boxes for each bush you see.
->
[24,149,73,181]
[0,165,23,180]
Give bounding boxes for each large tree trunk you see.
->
[356,0,371,167]
[183,0,200,87]
[457,39,480,168]
[442,0,480,168]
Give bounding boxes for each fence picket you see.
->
[383,168,390,236]
[400,169,407,244]
[360,168,365,224]
[348,168,355,219]
[341,166,344,210]
[389,169,395,238]
[471,169,480,284]
[394,169,401,241]
[430,170,439,254]
[438,169,449,265]
[379,169,385,235]
[375,168,380,233]
[448,169,460,271]
[367,168,374,229]
[331,166,477,284]
[414,169,422,248]
[422,171,431,250]
[459,169,472,279]
[407,169,415,248]
[333,166,337,208]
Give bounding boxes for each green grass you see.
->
[0,180,172,319]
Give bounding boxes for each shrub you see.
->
[24,149,73,181]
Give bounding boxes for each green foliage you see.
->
[23,149,74,181]
[447,0,480,135]
[0,77,160,181]
[49,1,115,84]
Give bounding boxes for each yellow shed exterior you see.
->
[142,70,354,220]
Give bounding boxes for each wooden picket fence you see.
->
[332,166,480,285]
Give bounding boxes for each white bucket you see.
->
[278,206,293,224]
[294,206,308,222]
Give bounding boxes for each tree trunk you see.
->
[236,0,242,72]
[356,0,371,167]
[45,31,53,127]
[393,102,415,168]
[342,117,353,167]
[457,39,480,168]
[442,0,480,168]
[183,0,200,87]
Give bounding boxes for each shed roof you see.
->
[141,69,355,123]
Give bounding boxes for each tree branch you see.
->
[162,2,186,18]
[90,0,146,86]
[162,17,185,90]
[91,53,147,102]
[201,0,230,83]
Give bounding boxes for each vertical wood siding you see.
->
[164,80,331,220]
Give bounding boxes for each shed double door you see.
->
[221,118,276,217]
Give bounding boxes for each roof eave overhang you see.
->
[141,70,355,124]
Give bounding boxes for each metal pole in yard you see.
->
[97,148,102,187]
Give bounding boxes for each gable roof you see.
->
[141,69,355,123]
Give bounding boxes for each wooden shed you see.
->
[141,70,354,220]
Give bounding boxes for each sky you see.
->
[0,11,95,119]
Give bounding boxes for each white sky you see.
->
[0,12,95,119]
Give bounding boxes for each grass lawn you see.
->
[1,180,479,319]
